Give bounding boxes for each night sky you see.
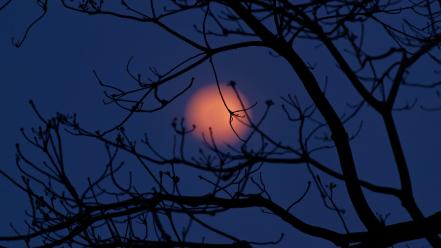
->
[1,1,441,247]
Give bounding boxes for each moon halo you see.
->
[185,84,251,144]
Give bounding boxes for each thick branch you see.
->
[226,1,381,231]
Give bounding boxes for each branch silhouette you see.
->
[1,1,441,247]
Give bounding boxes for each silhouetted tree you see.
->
[1,1,441,247]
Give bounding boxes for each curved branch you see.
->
[226,0,381,230]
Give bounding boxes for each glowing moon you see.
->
[186,84,251,144]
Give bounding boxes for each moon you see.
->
[186,84,251,144]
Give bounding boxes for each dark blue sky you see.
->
[1,1,441,247]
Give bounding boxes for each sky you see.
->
[1,1,441,247]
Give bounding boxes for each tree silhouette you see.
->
[1,1,441,247]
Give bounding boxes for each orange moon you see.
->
[186,84,251,144]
